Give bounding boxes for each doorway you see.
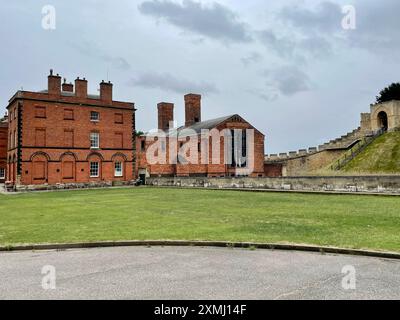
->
[377,111,388,131]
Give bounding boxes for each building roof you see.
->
[7,90,135,111]
[145,114,264,137]
[175,115,236,136]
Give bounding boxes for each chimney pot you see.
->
[48,70,61,96]
[62,80,74,93]
[100,80,113,103]
[184,93,202,127]
[75,77,88,99]
[158,102,174,131]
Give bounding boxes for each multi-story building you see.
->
[0,114,8,183]
[6,70,136,189]
[136,94,265,181]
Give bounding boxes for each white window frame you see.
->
[90,162,99,178]
[114,162,123,177]
[90,132,100,149]
[0,168,5,179]
[90,111,100,122]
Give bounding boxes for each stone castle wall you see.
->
[147,176,400,194]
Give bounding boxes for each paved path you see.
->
[1,246,399,299]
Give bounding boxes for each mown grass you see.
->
[0,187,399,252]
[343,132,400,174]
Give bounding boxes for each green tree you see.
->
[376,83,400,104]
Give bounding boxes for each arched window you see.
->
[60,152,76,181]
[112,153,127,178]
[87,153,103,179]
[30,152,49,184]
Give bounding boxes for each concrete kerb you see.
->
[1,240,400,260]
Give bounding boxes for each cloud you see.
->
[138,0,252,43]
[248,89,279,102]
[129,71,219,94]
[279,1,342,33]
[70,40,131,71]
[275,0,400,57]
[263,66,311,96]
[346,0,400,55]
[241,52,263,66]
[257,30,296,59]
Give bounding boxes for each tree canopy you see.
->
[376,83,400,104]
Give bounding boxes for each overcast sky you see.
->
[1,0,399,153]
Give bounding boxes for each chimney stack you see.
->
[157,102,174,131]
[48,69,61,96]
[100,80,113,104]
[75,77,88,99]
[184,94,201,127]
[62,78,74,92]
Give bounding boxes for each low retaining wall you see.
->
[13,180,136,192]
[146,176,400,194]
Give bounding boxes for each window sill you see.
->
[90,120,100,123]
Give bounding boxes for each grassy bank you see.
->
[343,131,400,174]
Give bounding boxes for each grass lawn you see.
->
[0,187,399,252]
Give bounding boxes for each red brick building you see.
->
[137,94,265,180]
[6,70,136,189]
[0,114,8,183]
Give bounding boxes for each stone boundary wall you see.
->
[12,180,137,192]
[146,176,400,194]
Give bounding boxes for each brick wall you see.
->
[0,121,7,182]
[137,114,265,178]
[6,73,136,187]
[264,163,283,177]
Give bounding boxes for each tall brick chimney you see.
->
[75,77,88,98]
[157,102,174,131]
[48,69,61,96]
[62,78,74,92]
[184,94,201,127]
[100,80,113,104]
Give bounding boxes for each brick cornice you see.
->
[7,96,137,112]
